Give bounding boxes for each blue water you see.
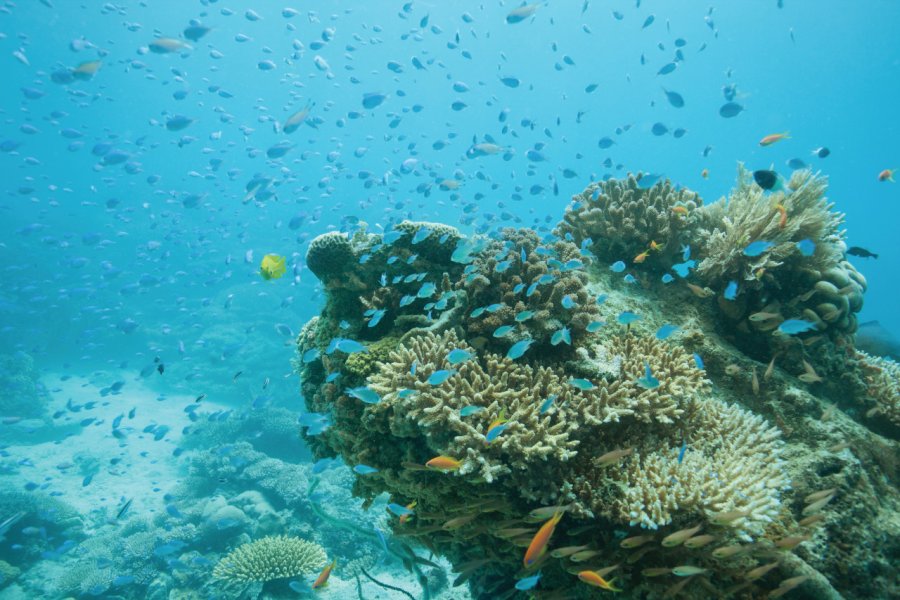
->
[1,1,898,598]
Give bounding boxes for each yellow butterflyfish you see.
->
[259,254,286,280]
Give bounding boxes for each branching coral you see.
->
[296,170,897,600]
[693,166,865,336]
[460,228,600,351]
[608,396,788,534]
[212,535,327,584]
[857,351,900,431]
[555,173,702,267]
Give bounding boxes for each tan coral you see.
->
[212,535,327,584]
[857,351,900,429]
[608,396,788,535]
[555,173,702,266]
[460,228,600,350]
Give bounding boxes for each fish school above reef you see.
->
[296,169,899,599]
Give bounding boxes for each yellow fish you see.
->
[259,254,286,280]
[73,60,102,80]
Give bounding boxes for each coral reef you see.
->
[555,173,702,268]
[212,535,327,584]
[297,170,898,599]
[0,352,51,420]
[693,167,865,342]
[856,351,900,434]
[460,228,601,352]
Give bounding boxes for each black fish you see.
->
[116,498,133,520]
[813,146,830,158]
[847,246,878,259]
[156,363,164,375]
[753,169,778,190]
[719,101,744,118]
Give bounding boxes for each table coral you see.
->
[212,535,326,584]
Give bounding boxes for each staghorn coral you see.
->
[212,535,327,584]
[555,173,702,267]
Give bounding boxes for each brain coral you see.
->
[212,535,327,584]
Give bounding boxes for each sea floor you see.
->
[0,373,472,599]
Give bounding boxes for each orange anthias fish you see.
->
[701,168,709,179]
[649,240,662,252]
[578,570,621,592]
[312,558,336,589]
[425,455,463,471]
[773,203,787,228]
[633,250,650,264]
[671,205,689,215]
[523,508,564,567]
[878,168,895,182]
[399,501,417,525]
[759,132,790,146]
[259,253,287,280]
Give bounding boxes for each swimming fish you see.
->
[877,168,895,182]
[812,147,830,158]
[507,338,534,360]
[345,386,381,404]
[753,169,783,191]
[353,464,379,475]
[427,370,456,385]
[312,559,336,588]
[577,570,621,591]
[259,254,286,280]
[515,572,541,591]
[723,280,738,300]
[551,327,571,346]
[283,102,314,134]
[759,132,790,146]
[617,311,641,325]
[778,319,817,335]
[425,455,462,471]
[796,239,816,256]
[636,362,660,389]
[524,508,564,567]
[847,246,878,259]
[447,349,474,365]
[506,3,540,24]
[743,240,774,257]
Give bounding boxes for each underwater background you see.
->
[1,1,898,599]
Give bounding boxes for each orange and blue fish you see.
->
[578,570,621,592]
[759,131,790,146]
[425,455,462,471]
[523,507,564,567]
[312,558,336,589]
